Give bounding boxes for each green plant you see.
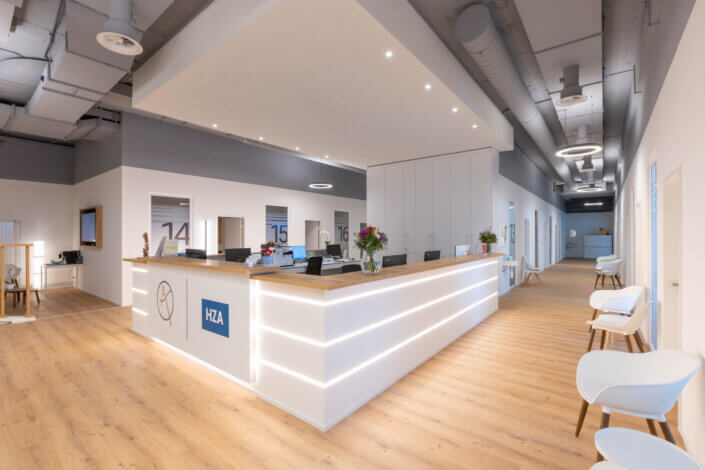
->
[479,230,497,244]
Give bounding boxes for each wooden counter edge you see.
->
[123,256,278,274]
[250,253,504,290]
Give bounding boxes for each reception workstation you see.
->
[124,252,500,430]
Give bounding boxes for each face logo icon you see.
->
[156,281,174,325]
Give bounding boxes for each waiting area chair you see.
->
[595,259,623,289]
[575,349,701,450]
[587,301,650,353]
[587,286,645,348]
[593,427,705,469]
[522,256,543,286]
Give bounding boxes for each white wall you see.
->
[121,166,366,306]
[564,212,613,258]
[613,0,705,461]
[73,167,124,305]
[495,176,565,294]
[0,178,75,286]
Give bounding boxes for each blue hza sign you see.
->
[201,299,229,338]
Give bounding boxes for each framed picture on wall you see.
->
[80,206,103,248]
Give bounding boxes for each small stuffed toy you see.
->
[142,232,149,258]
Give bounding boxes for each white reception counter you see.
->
[124,253,501,430]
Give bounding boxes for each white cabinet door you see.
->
[402,161,415,256]
[433,156,452,257]
[366,166,385,227]
[414,158,434,255]
[450,152,471,250]
[470,151,493,250]
[384,164,404,254]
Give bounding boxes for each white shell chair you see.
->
[595,428,705,469]
[590,462,627,470]
[596,254,618,265]
[522,256,543,286]
[587,289,647,352]
[575,349,702,450]
[595,259,623,289]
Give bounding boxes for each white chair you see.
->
[575,349,702,448]
[595,259,623,289]
[587,288,646,352]
[596,254,618,265]
[595,428,705,468]
[590,463,627,470]
[522,256,543,286]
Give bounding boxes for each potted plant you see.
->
[355,226,388,273]
[479,229,497,255]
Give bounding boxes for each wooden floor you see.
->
[0,260,683,469]
[1,287,116,319]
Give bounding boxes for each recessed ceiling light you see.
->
[424,83,432,91]
[309,182,333,190]
[584,201,603,207]
[385,50,393,58]
[258,136,264,141]
[212,123,218,128]
[324,154,329,159]
[295,146,300,151]
[472,124,478,129]
[452,107,458,113]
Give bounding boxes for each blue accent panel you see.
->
[650,162,658,349]
[201,299,230,338]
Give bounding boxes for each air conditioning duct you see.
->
[454,3,574,188]
[557,65,587,107]
[97,0,144,56]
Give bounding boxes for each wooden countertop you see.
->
[122,256,278,274]
[251,253,503,290]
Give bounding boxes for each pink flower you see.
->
[375,232,380,239]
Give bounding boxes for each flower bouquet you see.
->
[479,229,497,255]
[355,226,388,273]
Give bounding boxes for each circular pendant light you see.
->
[576,183,604,193]
[309,182,333,189]
[556,143,602,158]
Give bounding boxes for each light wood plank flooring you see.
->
[2,287,116,319]
[0,260,683,469]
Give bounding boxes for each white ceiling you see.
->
[132,0,513,169]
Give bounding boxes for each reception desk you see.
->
[124,253,501,430]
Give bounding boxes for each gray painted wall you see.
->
[74,130,122,183]
[120,113,366,200]
[565,212,614,258]
[499,148,565,210]
[0,139,74,184]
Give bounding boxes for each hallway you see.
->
[0,260,681,469]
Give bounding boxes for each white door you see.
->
[414,159,434,257]
[470,153,493,251]
[384,165,404,254]
[366,166,385,226]
[663,170,682,349]
[402,161,416,258]
[433,156,452,257]
[524,218,530,271]
[451,152,471,250]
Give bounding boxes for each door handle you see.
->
[672,281,680,287]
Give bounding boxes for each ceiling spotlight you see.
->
[258,136,264,141]
[309,182,333,190]
[385,50,393,58]
[96,0,144,56]
[576,184,604,193]
[452,107,459,113]
[584,201,603,207]
[472,124,478,129]
[324,154,329,159]
[295,146,300,151]
[424,83,432,91]
[212,123,218,128]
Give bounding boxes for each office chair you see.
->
[382,254,407,268]
[185,249,207,259]
[424,250,441,261]
[342,264,362,273]
[306,256,323,275]
[225,248,251,262]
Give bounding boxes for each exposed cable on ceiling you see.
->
[44,0,67,61]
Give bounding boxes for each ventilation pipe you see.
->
[574,125,594,170]
[97,0,144,56]
[557,65,587,107]
[454,4,574,187]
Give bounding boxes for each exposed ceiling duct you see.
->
[557,64,587,107]
[453,3,574,188]
[97,0,144,56]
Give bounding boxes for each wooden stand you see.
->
[0,243,34,318]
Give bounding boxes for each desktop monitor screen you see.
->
[81,211,96,245]
[291,245,306,260]
[326,244,342,258]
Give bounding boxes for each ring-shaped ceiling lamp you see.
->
[555,143,603,158]
[309,156,334,190]
[308,182,333,189]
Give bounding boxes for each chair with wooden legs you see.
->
[594,259,623,289]
[594,428,705,469]
[587,301,650,353]
[575,349,701,460]
[522,256,543,286]
[587,286,645,346]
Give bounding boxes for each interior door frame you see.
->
[662,167,683,350]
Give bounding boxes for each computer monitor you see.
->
[185,249,207,259]
[424,250,441,261]
[326,244,342,258]
[454,245,470,257]
[291,245,306,260]
[225,248,251,262]
[382,254,407,268]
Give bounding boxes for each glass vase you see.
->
[361,250,382,274]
